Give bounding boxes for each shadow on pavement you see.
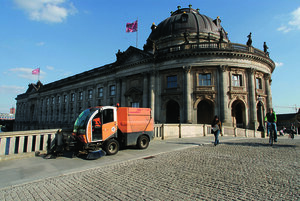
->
[164,142,204,146]
[222,141,297,148]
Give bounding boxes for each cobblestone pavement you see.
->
[0,137,299,200]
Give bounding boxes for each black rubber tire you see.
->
[104,139,119,155]
[137,135,149,149]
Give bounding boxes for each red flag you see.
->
[32,68,40,75]
[126,20,138,32]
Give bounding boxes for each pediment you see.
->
[25,81,43,94]
[124,87,143,96]
[115,46,152,66]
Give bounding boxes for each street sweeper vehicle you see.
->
[72,106,154,157]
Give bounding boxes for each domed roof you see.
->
[145,5,228,49]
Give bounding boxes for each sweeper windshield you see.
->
[73,108,98,134]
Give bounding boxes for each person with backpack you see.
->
[211,115,223,146]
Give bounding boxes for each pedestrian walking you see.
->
[290,123,295,139]
[211,115,223,146]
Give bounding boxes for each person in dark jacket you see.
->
[211,115,223,146]
[264,108,277,142]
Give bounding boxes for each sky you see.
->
[0,0,299,114]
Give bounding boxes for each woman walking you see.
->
[211,115,223,146]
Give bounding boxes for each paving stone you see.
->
[0,138,299,200]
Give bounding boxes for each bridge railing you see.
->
[0,129,59,161]
[1,124,264,161]
[154,124,264,140]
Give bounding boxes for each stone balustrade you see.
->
[0,129,59,161]
[0,125,265,161]
[157,42,269,58]
[153,124,264,140]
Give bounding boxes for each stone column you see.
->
[150,71,156,120]
[264,73,272,110]
[103,83,108,106]
[155,71,161,123]
[116,78,121,105]
[183,66,192,123]
[248,68,257,129]
[92,85,97,107]
[121,79,126,107]
[219,65,231,126]
[143,73,149,108]
[73,91,78,122]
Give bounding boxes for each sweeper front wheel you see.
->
[103,139,119,155]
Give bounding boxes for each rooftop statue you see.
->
[247,32,252,47]
[263,42,269,54]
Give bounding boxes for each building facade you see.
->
[14,6,275,131]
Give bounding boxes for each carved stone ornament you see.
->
[183,65,192,73]
[162,95,181,103]
[194,91,216,101]
[247,68,255,75]
[220,65,228,72]
[198,68,209,74]
[264,73,271,80]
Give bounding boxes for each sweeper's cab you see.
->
[73,106,154,156]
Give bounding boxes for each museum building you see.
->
[14,5,275,131]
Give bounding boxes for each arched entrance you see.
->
[197,99,214,124]
[231,100,245,128]
[166,100,180,123]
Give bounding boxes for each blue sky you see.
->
[0,0,299,114]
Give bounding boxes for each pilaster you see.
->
[219,65,231,126]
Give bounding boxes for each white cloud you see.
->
[275,62,284,67]
[289,7,300,29]
[36,41,45,46]
[8,67,45,81]
[278,7,300,33]
[13,0,77,23]
[0,85,25,94]
[46,66,54,70]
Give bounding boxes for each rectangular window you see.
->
[98,87,103,98]
[232,74,242,87]
[256,78,262,89]
[79,92,83,101]
[167,75,177,88]
[131,102,139,108]
[57,96,60,104]
[88,89,93,99]
[52,97,55,104]
[64,95,68,103]
[198,73,211,86]
[110,85,116,96]
[47,98,49,105]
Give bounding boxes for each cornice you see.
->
[155,49,275,71]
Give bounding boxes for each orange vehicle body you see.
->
[72,106,154,155]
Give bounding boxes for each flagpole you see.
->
[136,17,138,48]
[38,67,40,81]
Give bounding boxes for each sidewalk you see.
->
[0,135,242,188]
